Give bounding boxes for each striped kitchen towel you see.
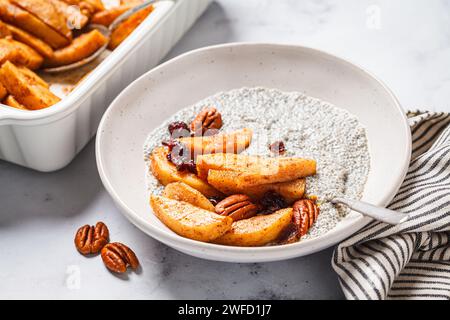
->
[332,111,450,300]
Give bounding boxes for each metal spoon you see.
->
[331,198,409,225]
[42,0,159,73]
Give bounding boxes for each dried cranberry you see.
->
[168,121,189,134]
[162,140,176,149]
[162,140,180,161]
[163,140,197,174]
[166,141,186,160]
[168,121,191,139]
[269,141,286,155]
[175,159,197,174]
[259,191,287,214]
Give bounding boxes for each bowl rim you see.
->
[96,42,411,259]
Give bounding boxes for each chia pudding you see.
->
[144,87,370,240]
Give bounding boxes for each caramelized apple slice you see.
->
[17,65,49,88]
[196,153,261,180]
[0,20,11,38]
[207,169,306,204]
[0,81,6,100]
[214,208,293,246]
[149,146,221,198]
[5,23,53,58]
[162,182,215,212]
[197,153,312,180]
[235,157,316,186]
[178,128,253,159]
[3,95,27,110]
[150,195,232,242]
[108,5,154,50]
[43,30,108,68]
[0,38,43,70]
[51,0,89,29]
[0,0,70,49]
[0,61,60,110]
[202,153,316,187]
[60,0,104,16]
[11,0,72,40]
[91,4,136,26]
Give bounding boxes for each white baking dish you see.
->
[0,0,211,172]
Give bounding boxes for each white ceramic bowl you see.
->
[96,43,411,263]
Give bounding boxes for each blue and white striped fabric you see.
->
[332,111,450,300]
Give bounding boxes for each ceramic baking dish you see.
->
[0,0,211,172]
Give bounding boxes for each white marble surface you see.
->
[1,0,449,299]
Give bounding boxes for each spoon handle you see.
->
[331,198,409,225]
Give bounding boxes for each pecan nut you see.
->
[101,242,139,273]
[293,199,320,238]
[215,194,258,221]
[190,107,223,135]
[74,222,109,255]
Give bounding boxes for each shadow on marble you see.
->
[163,1,234,61]
[141,240,345,300]
[0,141,101,227]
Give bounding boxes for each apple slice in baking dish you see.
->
[43,29,108,68]
[149,146,222,198]
[10,0,73,41]
[0,61,60,110]
[150,195,233,242]
[0,38,43,70]
[214,208,294,247]
[0,0,70,49]
[177,128,253,157]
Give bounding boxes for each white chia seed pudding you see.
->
[144,87,370,241]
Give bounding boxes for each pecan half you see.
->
[74,222,109,255]
[168,121,191,139]
[293,199,320,237]
[277,199,320,245]
[101,242,140,273]
[190,107,223,135]
[215,194,258,221]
